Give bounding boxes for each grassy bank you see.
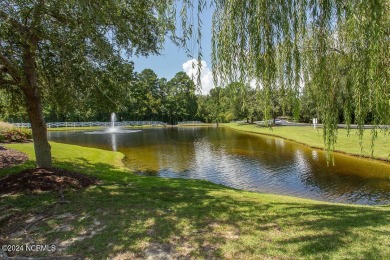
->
[1,143,389,259]
[225,123,390,161]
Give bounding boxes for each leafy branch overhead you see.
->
[0,0,177,167]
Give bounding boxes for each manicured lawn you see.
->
[1,142,389,259]
[225,123,390,161]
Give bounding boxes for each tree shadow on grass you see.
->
[63,184,389,258]
[269,202,390,258]
[1,159,389,259]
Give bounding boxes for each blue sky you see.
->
[131,6,215,94]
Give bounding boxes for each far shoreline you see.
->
[223,123,390,164]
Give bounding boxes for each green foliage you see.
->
[0,89,28,121]
[0,0,175,98]
[211,0,390,156]
[126,69,161,120]
[122,70,198,124]
[197,83,262,124]
[165,71,198,124]
[42,58,136,122]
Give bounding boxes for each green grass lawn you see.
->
[225,123,390,161]
[1,142,389,259]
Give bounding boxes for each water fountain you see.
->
[108,112,118,133]
[111,112,116,128]
[84,112,141,135]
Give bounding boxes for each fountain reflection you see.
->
[111,133,117,151]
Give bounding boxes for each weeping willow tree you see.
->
[206,0,389,160]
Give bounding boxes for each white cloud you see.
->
[182,59,214,95]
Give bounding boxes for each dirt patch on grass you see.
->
[144,243,175,260]
[0,145,28,169]
[0,167,100,194]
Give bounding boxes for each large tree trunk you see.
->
[23,86,52,168]
[22,41,52,168]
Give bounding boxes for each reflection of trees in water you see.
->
[209,128,390,204]
[49,128,390,204]
[209,128,303,169]
[292,143,390,204]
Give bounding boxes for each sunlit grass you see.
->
[1,142,389,259]
[225,123,390,161]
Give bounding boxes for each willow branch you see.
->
[328,47,346,55]
[302,46,346,55]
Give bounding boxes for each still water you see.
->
[48,127,390,205]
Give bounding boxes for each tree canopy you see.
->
[0,0,175,167]
[122,69,198,124]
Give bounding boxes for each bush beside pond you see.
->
[0,122,32,143]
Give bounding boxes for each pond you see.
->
[48,127,390,205]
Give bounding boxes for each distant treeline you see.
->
[1,65,376,125]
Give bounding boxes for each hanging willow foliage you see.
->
[195,0,389,161]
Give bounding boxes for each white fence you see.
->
[13,121,166,128]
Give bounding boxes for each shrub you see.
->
[0,122,14,130]
[0,122,32,143]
